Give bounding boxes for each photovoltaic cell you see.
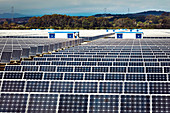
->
[75,67,91,72]
[149,82,170,94]
[121,95,150,113]
[85,73,104,80]
[147,74,167,81]
[99,82,123,93]
[39,66,56,72]
[128,67,144,73]
[74,82,98,93]
[44,73,63,80]
[1,81,25,92]
[124,82,148,94]
[92,67,108,72]
[110,67,126,73]
[58,94,88,113]
[26,81,49,92]
[89,95,119,113]
[5,66,21,71]
[50,81,73,93]
[28,94,58,113]
[126,74,146,81]
[24,72,43,80]
[57,67,73,72]
[22,66,39,71]
[64,73,83,80]
[152,96,170,113]
[105,74,124,80]
[0,94,28,113]
[4,72,23,79]
[146,67,162,73]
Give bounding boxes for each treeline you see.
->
[0,13,170,29]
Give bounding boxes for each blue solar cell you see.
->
[0,94,28,113]
[36,61,51,65]
[67,62,81,66]
[74,82,98,93]
[26,81,49,92]
[89,95,119,113]
[59,94,88,113]
[57,67,73,72]
[1,81,25,92]
[113,62,128,66]
[149,82,170,94]
[105,74,124,80]
[51,61,66,65]
[82,62,96,66]
[64,73,83,80]
[24,72,43,80]
[152,96,170,113]
[99,82,123,93]
[39,66,56,72]
[128,67,145,73]
[21,61,36,65]
[98,62,112,66]
[164,67,170,73]
[85,73,104,80]
[28,94,58,113]
[124,82,148,94]
[147,74,167,81]
[146,67,163,73]
[110,67,126,73]
[92,67,108,72]
[44,73,63,80]
[126,74,146,81]
[50,81,73,93]
[0,72,3,79]
[5,66,22,71]
[75,67,91,72]
[121,95,150,113]
[4,72,23,79]
[22,66,39,71]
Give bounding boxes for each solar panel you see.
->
[74,82,98,93]
[110,67,126,73]
[85,73,104,80]
[164,67,170,73]
[146,67,163,73]
[39,66,56,72]
[92,67,108,72]
[64,73,84,80]
[147,74,167,81]
[59,94,88,113]
[121,95,150,113]
[89,95,119,113]
[44,73,63,80]
[105,74,124,80]
[22,66,39,71]
[75,67,91,72]
[24,72,43,80]
[4,72,23,79]
[26,81,49,92]
[0,94,28,113]
[82,62,96,66]
[149,82,170,94]
[126,74,146,81]
[1,81,25,92]
[27,94,58,113]
[57,67,73,72]
[128,67,145,73]
[152,96,170,113]
[51,61,66,65]
[124,82,148,94]
[50,81,73,93]
[5,66,22,71]
[99,82,123,93]
[36,61,51,65]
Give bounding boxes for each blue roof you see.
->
[49,31,79,33]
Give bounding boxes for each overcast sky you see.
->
[0,0,169,16]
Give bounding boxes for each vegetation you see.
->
[0,13,170,29]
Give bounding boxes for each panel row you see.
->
[33,57,170,62]
[5,65,170,73]
[0,93,170,113]
[0,72,170,81]
[0,80,170,94]
[21,61,170,66]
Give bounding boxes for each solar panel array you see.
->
[0,38,83,63]
[1,39,170,113]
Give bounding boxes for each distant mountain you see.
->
[0,13,27,18]
[93,10,170,17]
